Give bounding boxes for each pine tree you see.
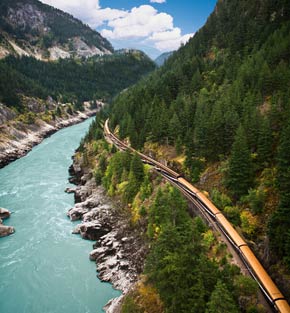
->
[206,280,239,313]
[130,153,144,184]
[257,117,272,167]
[168,113,182,145]
[268,118,290,267]
[226,125,253,200]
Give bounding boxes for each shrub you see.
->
[224,206,241,226]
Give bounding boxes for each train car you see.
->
[275,299,290,313]
[196,191,221,216]
[240,246,289,304]
[215,213,247,248]
[178,178,221,216]
[178,177,199,195]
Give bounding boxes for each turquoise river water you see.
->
[0,118,120,313]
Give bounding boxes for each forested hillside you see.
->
[105,0,290,284]
[0,50,155,112]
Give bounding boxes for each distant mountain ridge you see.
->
[0,0,113,60]
[154,51,173,67]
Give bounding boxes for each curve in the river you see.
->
[0,117,120,313]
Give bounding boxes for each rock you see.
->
[119,261,129,270]
[72,224,81,234]
[64,187,75,193]
[0,225,15,237]
[103,296,124,313]
[89,248,100,261]
[0,207,11,219]
[79,221,111,241]
[67,206,89,221]
[0,218,2,224]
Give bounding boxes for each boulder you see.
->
[64,187,76,194]
[67,206,89,221]
[0,225,15,237]
[79,221,112,240]
[0,207,11,219]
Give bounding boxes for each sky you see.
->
[39,0,217,59]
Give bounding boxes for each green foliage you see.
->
[145,186,244,313]
[233,275,260,312]
[121,296,142,313]
[224,206,241,226]
[0,54,155,111]
[226,125,254,200]
[101,150,147,204]
[257,117,273,167]
[240,210,258,239]
[147,184,188,238]
[18,111,36,124]
[211,189,232,210]
[139,174,153,201]
[206,280,239,313]
[102,151,131,192]
[268,117,290,268]
[242,188,266,214]
[55,106,62,117]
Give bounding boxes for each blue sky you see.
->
[40,0,217,59]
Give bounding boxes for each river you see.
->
[0,118,120,313]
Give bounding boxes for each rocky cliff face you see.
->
[0,0,113,60]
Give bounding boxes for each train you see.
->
[104,119,290,313]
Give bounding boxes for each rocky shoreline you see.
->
[67,156,148,312]
[0,107,97,169]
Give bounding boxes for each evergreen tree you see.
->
[226,125,253,200]
[257,117,272,167]
[206,280,239,313]
[130,153,144,184]
[268,118,290,267]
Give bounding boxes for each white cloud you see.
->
[101,5,173,39]
[40,0,126,28]
[151,32,194,51]
[40,0,194,55]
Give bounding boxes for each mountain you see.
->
[105,0,290,301]
[154,51,173,67]
[0,49,156,112]
[0,0,113,60]
[0,0,156,164]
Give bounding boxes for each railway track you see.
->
[104,119,290,313]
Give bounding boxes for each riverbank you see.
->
[67,155,148,312]
[0,106,98,168]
